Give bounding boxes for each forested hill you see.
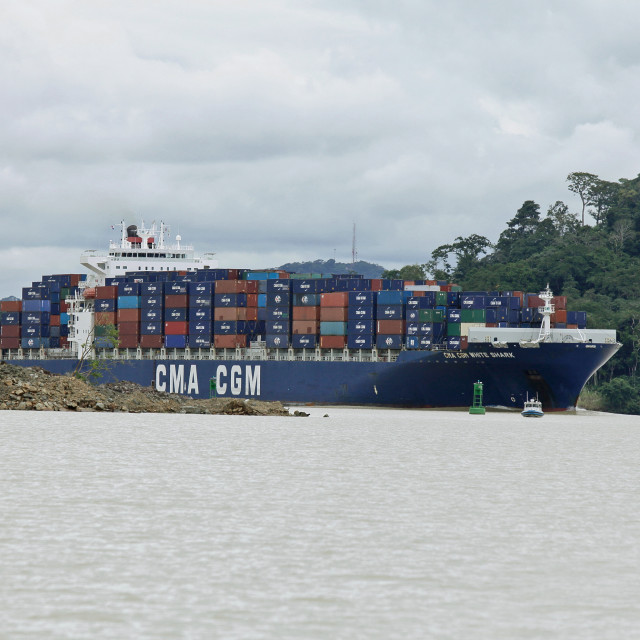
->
[389,171,640,414]
[277,259,385,279]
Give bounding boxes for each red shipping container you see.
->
[246,294,258,307]
[1,325,20,337]
[227,269,240,280]
[214,280,258,294]
[377,319,405,334]
[320,335,347,349]
[567,324,578,329]
[118,335,140,349]
[552,296,567,310]
[527,296,543,307]
[370,279,383,291]
[165,294,188,308]
[118,321,140,336]
[292,320,319,334]
[165,321,188,335]
[215,307,242,321]
[0,300,21,312]
[140,334,164,348]
[320,292,349,307]
[50,315,60,327]
[292,306,320,321]
[214,334,247,349]
[552,309,567,324]
[117,308,141,322]
[70,274,81,287]
[60,300,69,313]
[320,307,349,322]
[0,337,20,348]
[96,285,117,299]
[95,311,117,325]
[460,336,469,350]
[60,337,68,347]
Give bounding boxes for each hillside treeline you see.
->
[384,172,640,413]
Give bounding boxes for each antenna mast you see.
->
[352,223,358,266]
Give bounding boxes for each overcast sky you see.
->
[1,0,639,297]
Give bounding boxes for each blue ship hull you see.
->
[10,340,618,410]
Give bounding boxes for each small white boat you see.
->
[521,394,544,418]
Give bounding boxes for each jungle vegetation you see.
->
[383,171,640,414]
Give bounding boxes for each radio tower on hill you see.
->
[352,223,358,268]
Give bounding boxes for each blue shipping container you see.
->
[189,335,212,348]
[266,292,291,307]
[141,282,164,296]
[141,296,163,309]
[165,335,187,349]
[266,334,290,348]
[292,334,317,349]
[377,305,404,319]
[165,307,187,322]
[347,306,376,321]
[348,334,374,349]
[266,320,289,334]
[376,334,403,349]
[141,322,163,335]
[348,319,375,334]
[118,296,141,309]
[142,308,163,322]
[189,307,212,322]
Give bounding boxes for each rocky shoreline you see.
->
[0,361,301,416]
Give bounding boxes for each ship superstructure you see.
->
[81,220,217,282]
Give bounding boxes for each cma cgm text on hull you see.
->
[0,221,620,410]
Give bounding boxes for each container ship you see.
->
[0,221,620,410]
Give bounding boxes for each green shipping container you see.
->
[447,322,461,336]
[418,309,445,322]
[435,291,448,306]
[460,309,486,323]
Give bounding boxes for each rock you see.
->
[0,362,293,416]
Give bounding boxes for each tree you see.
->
[495,200,541,261]
[381,264,426,280]
[588,179,618,225]
[546,201,579,235]
[72,318,119,380]
[566,171,599,225]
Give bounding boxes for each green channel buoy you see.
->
[469,380,486,415]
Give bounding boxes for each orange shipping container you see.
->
[292,306,320,321]
[140,334,163,348]
[50,315,60,327]
[214,334,247,349]
[165,294,188,308]
[320,307,349,322]
[0,300,21,312]
[118,335,140,349]
[118,321,140,336]
[95,311,117,325]
[552,309,567,324]
[377,319,405,334]
[320,292,349,307]
[370,279,383,291]
[96,285,117,299]
[552,296,567,310]
[214,280,258,294]
[117,308,141,323]
[320,335,347,349]
[292,320,319,334]
[164,321,188,335]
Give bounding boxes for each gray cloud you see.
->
[1,1,640,296]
